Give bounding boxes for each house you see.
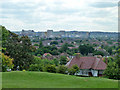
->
[43,53,52,57]
[66,55,107,77]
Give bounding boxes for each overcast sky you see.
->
[0,0,119,32]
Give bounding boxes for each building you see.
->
[47,30,53,38]
[66,55,107,77]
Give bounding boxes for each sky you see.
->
[0,0,119,32]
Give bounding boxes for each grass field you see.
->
[2,71,118,88]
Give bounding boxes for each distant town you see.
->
[14,30,118,39]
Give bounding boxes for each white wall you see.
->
[91,70,98,76]
[76,69,98,77]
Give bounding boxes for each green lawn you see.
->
[2,71,118,88]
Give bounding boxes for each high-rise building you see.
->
[47,30,53,38]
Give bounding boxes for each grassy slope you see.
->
[2,71,118,88]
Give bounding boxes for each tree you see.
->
[50,41,58,45]
[39,40,43,48]
[59,43,69,53]
[103,49,120,80]
[59,56,67,65]
[107,47,112,55]
[79,44,94,55]
[61,40,63,43]
[34,43,39,46]
[93,51,104,56]
[1,26,34,70]
[45,64,56,73]
[68,65,79,75]
[57,65,68,74]
[1,53,14,72]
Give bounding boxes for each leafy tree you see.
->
[59,43,69,53]
[59,56,67,65]
[1,53,14,72]
[107,47,112,55]
[29,64,39,71]
[57,65,68,74]
[39,40,43,48]
[53,58,59,66]
[50,41,58,45]
[44,64,56,73]
[29,64,43,71]
[51,50,59,55]
[34,43,39,46]
[1,26,34,70]
[68,65,79,75]
[103,49,120,80]
[60,40,63,43]
[93,51,104,56]
[79,44,94,55]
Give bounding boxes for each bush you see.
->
[29,64,43,71]
[29,64,39,71]
[1,53,14,72]
[103,61,120,79]
[68,68,75,75]
[68,65,79,75]
[44,64,56,73]
[57,65,68,74]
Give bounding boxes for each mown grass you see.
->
[2,71,118,88]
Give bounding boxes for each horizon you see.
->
[0,0,118,32]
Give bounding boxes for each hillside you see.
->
[2,71,118,88]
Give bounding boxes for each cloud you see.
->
[0,0,118,32]
[90,2,117,8]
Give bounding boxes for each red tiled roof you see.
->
[66,56,106,70]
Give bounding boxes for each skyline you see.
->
[0,0,119,32]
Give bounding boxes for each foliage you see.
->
[39,40,43,48]
[68,65,79,75]
[79,44,94,55]
[93,51,104,56]
[50,41,58,45]
[107,47,113,55]
[59,56,67,65]
[29,64,43,71]
[59,43,69,53]
[53,58,59,66]
[1,26,34,70]
[33,56,55,66]
[35,45,58,55]
[103,61,119,79]
[1,53,14,72]
[57,65,68,74]
[44,64,56,73]
[103,49,120,80]
[34,43,39,46]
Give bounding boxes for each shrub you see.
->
[29,64,39,71]
[1,53,14,72]
[68,65,79,75]
[38,64,43,71]
[29,64,43,71]
[57,65,68,74]
[68,68,75,75]
[44,64,56,73]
